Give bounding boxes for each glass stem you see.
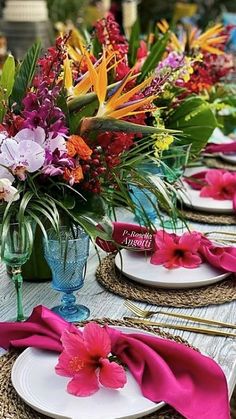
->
[12,267,24,322]
[61,292,77,314]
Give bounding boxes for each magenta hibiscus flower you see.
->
[150,230,203,269]
[55,322,127,397]
[200,170,236,201]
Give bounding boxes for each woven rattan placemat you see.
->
[204,157,236,172]
[179,207,236,225]
[96,254,236,308]
[0,318,198,419]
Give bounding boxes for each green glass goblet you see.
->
[0,221,34,321]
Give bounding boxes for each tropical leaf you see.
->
[138,32,169,82]
[128,20,141,67]
[10,41,41,110]
[0,55,15,122]
[166,97,217,158]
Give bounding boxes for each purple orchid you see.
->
[41,149,75,177]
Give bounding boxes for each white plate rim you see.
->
[219,152,236,164]
[11,325,165,419]
[115,250,230,289]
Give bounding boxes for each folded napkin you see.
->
[184,169,236,212]
[205,141,236,154]
[96,221,236,272]
[0,305,230,419]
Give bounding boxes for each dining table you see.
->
[0,206,236,417]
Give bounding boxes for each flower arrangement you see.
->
[0,31,179,256]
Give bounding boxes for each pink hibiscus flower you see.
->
[55,322,127,396]
[200,170,236,201]
[150,230,203,269]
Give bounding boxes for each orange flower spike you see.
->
[68,135,92,160]
[97,50,108,106]
[109,95,157,120]
[63,56,73,92]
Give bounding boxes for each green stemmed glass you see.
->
[0,220,34,321]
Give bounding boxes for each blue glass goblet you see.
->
[129,162,162,225]
[43,226,90,322]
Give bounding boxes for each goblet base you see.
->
[51,304,90,322]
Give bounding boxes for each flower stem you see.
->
[12,267,24,322]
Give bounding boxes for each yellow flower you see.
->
[153,134,174,157]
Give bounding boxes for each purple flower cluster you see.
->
[42,149,75,177]
[22,83,68,138]
[157,51,185,71]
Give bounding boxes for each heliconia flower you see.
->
[55,322,127,396]
[67,135,92,159]
[0,138,45,180]
[200,170,236,201]
[0,178,19,202]
[150,230,203,269]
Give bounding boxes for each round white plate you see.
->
[115,250,230,289]
[11,326,164,419]
[220,153,236,164]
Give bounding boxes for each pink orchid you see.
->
[200,169,236,201]
[150,230,203,269]
[55,322,127,397]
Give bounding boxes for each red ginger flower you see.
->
[56,322,127,396]
[150,230,203,269]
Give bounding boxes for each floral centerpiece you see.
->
[0,31,181,279]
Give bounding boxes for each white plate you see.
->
[220,153,236,164]
[115,250,230,289]
[182,167,233,214]
[11,326,165,419]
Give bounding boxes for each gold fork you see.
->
[124,300,236,329]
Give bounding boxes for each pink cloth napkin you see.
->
[0,305,230,419]
[205,142,236,154]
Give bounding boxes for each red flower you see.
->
[56,322,127,396]
[150,230,202,269]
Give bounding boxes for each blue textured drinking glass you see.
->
[129,162,162,225]
[43,225,90,322]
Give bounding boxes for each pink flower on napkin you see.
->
[150,230,202,269]
[55,322,127,396]
[200,170,236,201]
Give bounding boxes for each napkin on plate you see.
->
[96,221,236,272]
[0,305,230,419]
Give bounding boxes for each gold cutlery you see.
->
[124,300,236,329]
[123,316,236,338]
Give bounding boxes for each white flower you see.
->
[0,138,45,180]
[15,127,67,153]
[0,178,19,202]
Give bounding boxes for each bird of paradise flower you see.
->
[157,20,227,55]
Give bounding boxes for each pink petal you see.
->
[83,322,111,358]
[150,248,173,265]
[154,230,176,250]
[55,351,76,377]
[205,170,224,186]
[179,232,201,253]
[99,359,127,389]
[67,368,99,397]
[181,252,202,269]
[200,185,220,199]
[61,329,89,361]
